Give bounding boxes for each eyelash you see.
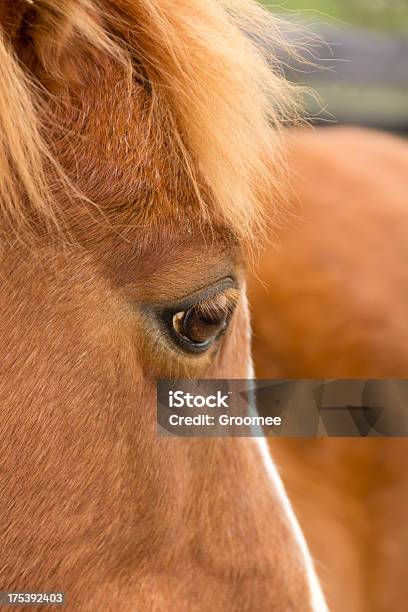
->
[187,288,240,321]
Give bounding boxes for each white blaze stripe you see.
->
[241,289,329,612]
[254,437,329,611]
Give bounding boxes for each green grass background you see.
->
[259,1,408,34]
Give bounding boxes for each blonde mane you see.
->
[0,0,301,245]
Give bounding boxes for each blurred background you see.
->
[250,8,408,612]
[259,1,408,133]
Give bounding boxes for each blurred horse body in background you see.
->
[250,126,408,612]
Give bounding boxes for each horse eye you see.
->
[170,288,239,353]
[172,307,229,348]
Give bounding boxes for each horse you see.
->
[0,1,327,610]
[249,126,408,612]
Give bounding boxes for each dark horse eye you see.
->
[172,307,228,347]
[169,288,239,353]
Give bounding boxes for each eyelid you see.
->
[163,276,238,314]
[190,287,240,320]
